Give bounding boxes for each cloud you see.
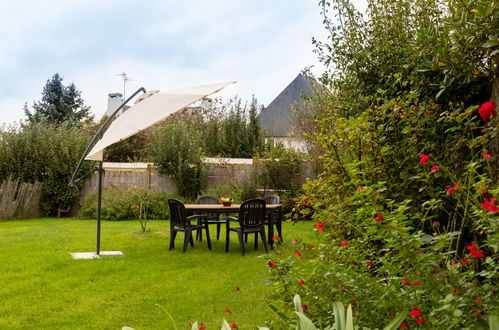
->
[0,0,367,125]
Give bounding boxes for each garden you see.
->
[1,0,498,329]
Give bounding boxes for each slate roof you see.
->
[258,73,317,137]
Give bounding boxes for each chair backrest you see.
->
[262,195,280,204]
[196,195,221,204]
[168,199,188,227]
[238,199,266,228]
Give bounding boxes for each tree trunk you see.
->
[489,77,499,184]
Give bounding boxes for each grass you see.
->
[0,218,317,329]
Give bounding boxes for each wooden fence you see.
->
[0,176,42,221]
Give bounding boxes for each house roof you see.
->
[258,73,316,137]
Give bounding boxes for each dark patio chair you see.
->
[263,195,283,244]
[195,195,224,241]
[225,199,268,256]
[168,199,212,253]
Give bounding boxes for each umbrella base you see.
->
[71,251,125,259]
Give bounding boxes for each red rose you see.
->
[419,154,430,165]
[410,307,422,318]
[478,101,497,121]
[482,197,499,213]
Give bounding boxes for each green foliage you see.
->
[202,96,265,158]
[24,73,93,125]
[201,183,259,203]
[78,187,171,221]
[0,121,92,216]
[258,145,304,193]
[150,122,207,199]
[266,0,499,328]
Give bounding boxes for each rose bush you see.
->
[266,0,498,328]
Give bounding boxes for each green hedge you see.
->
[78,187,176,220]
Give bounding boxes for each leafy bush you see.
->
[258,145,304,193]
[150,122,206,200]
[0,120,93,216]
[79,187,171,221]
[202,183,259,203]
[266,0,498,328]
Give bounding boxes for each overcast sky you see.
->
[0,0,367,125]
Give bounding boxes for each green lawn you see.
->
[0,218,316,329]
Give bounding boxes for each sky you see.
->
[0,0,367,125]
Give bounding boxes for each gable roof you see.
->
[258,73,316,137]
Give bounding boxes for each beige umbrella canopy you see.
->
[85,81,236,161]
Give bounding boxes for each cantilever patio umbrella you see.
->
[69,81,236,259]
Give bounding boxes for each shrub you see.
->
[265,0,498,328]
[258,145,304,194]
[0,120,93,216]
[79,187,171,221]
[150,122,206,200]
[202,183,259,203]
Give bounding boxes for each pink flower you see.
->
[482,197,499,212]
[349,301,357,307]
[470,249,484,258]
[412,281,421,287]
[478,101,497,121]
[294,250,301,258]
[419,154,430,165]
[446,183,459,196]
[462,259,469,265]
[399,320,409,328]
[431,164,440,173]
[301,304,308,311]
[315,221,324,232]
[230,322,237,329]
[467,242,477,250]
[357,185,365,192]
[433,220,440,227]
[341,240,348,247]
[268,260,277,268]
[308,244,314,249]
[452,291,458,295]
[225,308,231,313]
[272,235,280,241]
[410,307,422,318]
[199,324,206,330]
[475,297,483,303]
[483,151,491,159]
[299,279,305,286]
[476,311,482,317]
[375,214,383,223]
[366,260,372,266]
[417,317,426,324]
[401,279,410,286]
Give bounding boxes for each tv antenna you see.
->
[115,72,133,99]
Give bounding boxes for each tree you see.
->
[151,122,206,199]
[24,73,93,125]
[0,121,93,216]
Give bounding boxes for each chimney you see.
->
[105,93,123,117]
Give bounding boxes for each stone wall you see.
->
[79,159,316,205]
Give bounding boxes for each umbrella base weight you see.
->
[71,251,125,259]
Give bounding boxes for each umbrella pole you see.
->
[96,161,104,255]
